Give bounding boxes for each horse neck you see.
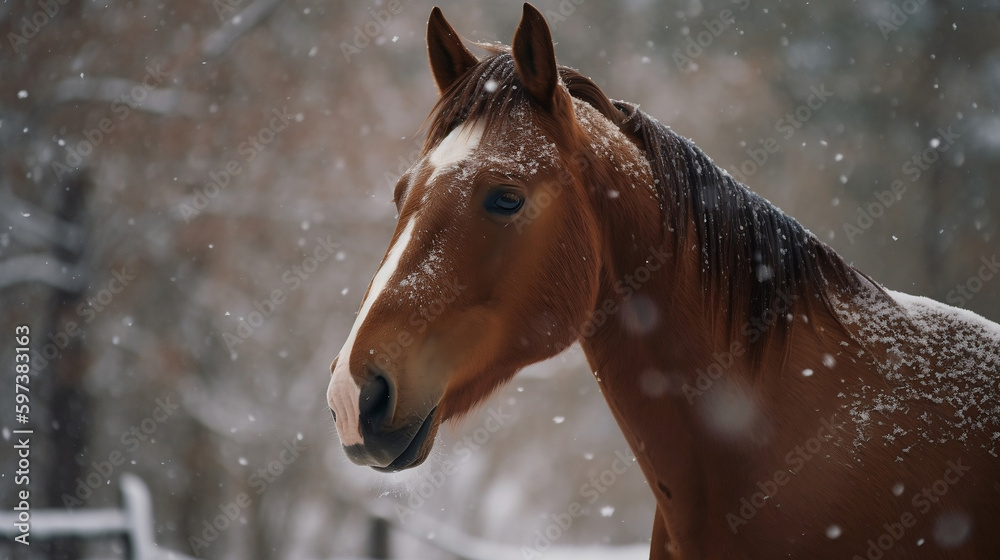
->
[573,114,751,401]
[572,113,862,534]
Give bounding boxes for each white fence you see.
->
[0,473,649,559]
[0,473,197,560]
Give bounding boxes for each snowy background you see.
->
[1,0,999,558]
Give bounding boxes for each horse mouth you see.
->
[372,408,437,473]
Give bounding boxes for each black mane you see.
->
[619,106,870,357]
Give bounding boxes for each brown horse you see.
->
[327,4,1000,558]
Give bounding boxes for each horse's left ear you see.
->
[512,3,558,111]
[427,7,478,94]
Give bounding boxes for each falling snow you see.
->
[5,3,998,559]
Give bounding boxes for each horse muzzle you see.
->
[329,364,438,471]
[344,406,438,472]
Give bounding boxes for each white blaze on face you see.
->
[329,120,483,447]
[328,218,417,446]
[426,121,484,184]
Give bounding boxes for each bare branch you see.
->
[202,0,284,58]
[0,254,85,292]
[49,77,206,118]
[0,187,85,253]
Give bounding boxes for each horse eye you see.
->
[485,190,525,216]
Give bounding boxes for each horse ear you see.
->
[512,3,557,111]
[427,7,478,94]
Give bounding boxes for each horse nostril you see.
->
[330,408,336,421]
[358,373,394,429]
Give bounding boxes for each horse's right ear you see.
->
[427,7,478,94]
[512,3,558,111]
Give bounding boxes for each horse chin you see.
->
[371,407,439,473]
